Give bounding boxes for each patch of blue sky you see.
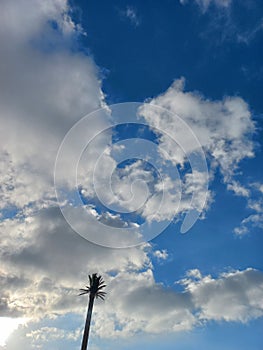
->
[151,195,263,287]
[112,123,160,144]
[0,206,19,221]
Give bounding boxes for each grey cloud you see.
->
[90,268,263,338]
[0,206,150,319]
[2,207,150,280]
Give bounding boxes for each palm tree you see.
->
[79,273,106,350]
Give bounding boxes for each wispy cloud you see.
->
[236,18,263,45]
[179,0,231,13]
[122,6,140,27]
[181,0,263,46]
[234,189,263,236]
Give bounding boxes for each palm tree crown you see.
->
[79,273,107,300]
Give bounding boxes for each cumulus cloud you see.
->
[153,249,169,260]
[140,77,255,182]
[135,77,257,229]
[0,207,151,319]
[0,0,105,214]
[89,268,263,338]
[1,204,263,344]
[185,268,263,322]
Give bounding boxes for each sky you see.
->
[0,0,263,349]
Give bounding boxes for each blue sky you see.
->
[75,0,263,109]
[0,0,263,349]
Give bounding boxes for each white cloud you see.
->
[136,78,255,229]
[186,268,202,279]
[108,159,154,213]
[227,180,250,197]
[140,77,255,182]
[0,0,105,214]
[153,249,169,260]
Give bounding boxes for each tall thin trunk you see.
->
[81,294,95,350]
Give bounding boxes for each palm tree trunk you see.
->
[81,294,95,350]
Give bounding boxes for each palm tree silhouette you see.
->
[79,273,106,350]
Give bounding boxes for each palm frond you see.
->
[79,288,89,296]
